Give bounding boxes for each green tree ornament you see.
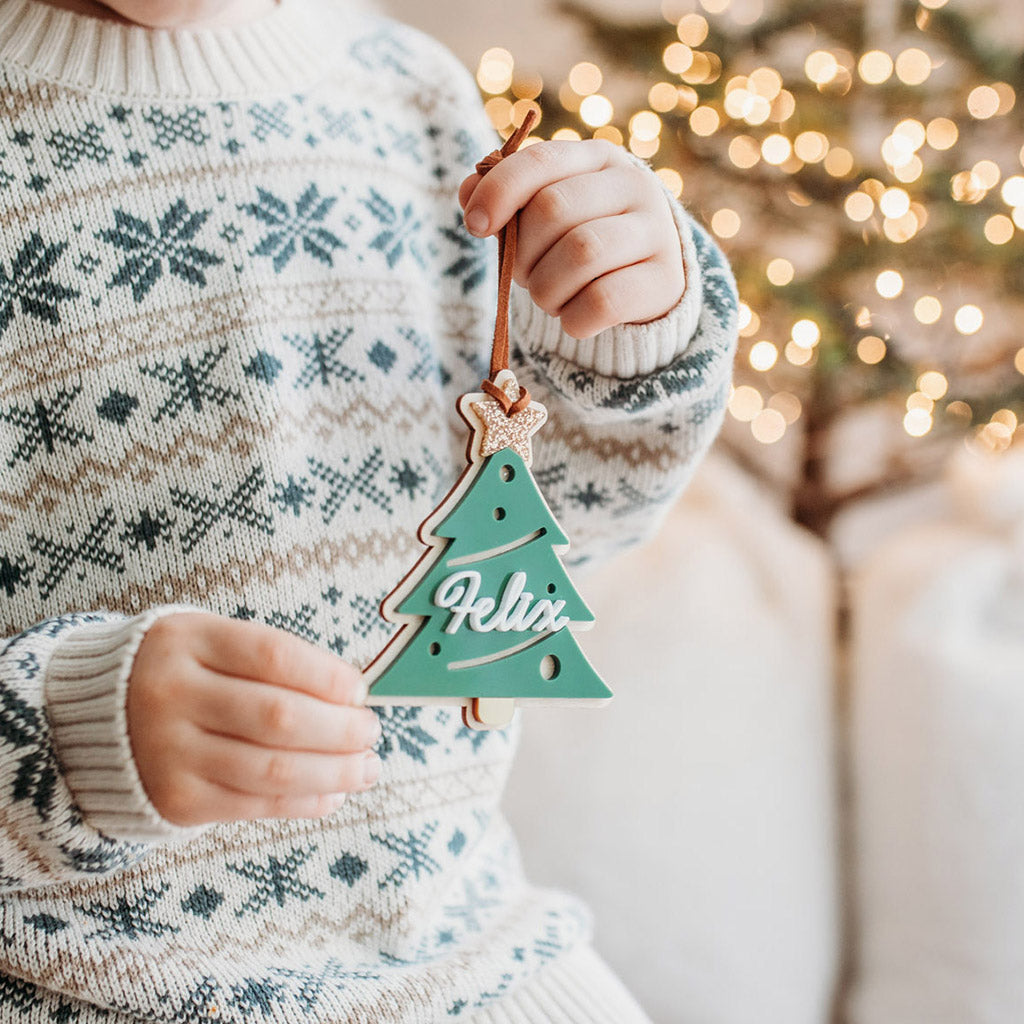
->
[364,369,613,730]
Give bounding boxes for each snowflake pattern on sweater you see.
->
[0,0,736,1020]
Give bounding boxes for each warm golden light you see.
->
[630,110,662,141]
[677,13,710,46]
[568,62,603,96]
[579,94,614,127]
[985,214,1014,245]
[785,341,813,365]
[484,97,514,130]
[477,48,515,94]
[794,131,829,162]
[711,208,742,238]
[857,336,886,364]
[903,407,933,436]
[875,270,904,298]
[628,136,660,158]
[967,85,1000,120]
[926,117,958,150]
[738,303,761,337]
[914,295,942,324]
[593,125,624,145]
[751,407,787,443]
[768,391,803,424]
[663,42,695,75]
[655,167,684,197]
[749,340,779,370]
[906,391,934,413]
[649,82,680,112]
[689,106,720,135]
[767,257,795,285]
[729,135,761,168]
[879,187,911,218]
[729,384,763,421]
[512,72,544,100]
[748,66,783,100]
[859,50,894,84]
[951,171,986,204]
[761,133,792,164]
[918,371,949,400]
[1001,175,1024,206]
[791,319,821,349]
[845,191,874,221]
[954,304,984,334]
[895,48,932,86]
[824,147,854,177]
[972,159,1001,189]
[805,50,839,85]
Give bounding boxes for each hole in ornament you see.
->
[429,642,441,656]
[500,464,515,482]
[546,583,556,594]
[493,507,506,521]
[539,654,560,680]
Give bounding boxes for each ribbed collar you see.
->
[0,0,345,99]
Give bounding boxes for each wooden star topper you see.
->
[458,369,547,466]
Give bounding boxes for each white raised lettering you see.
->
[434,570,481,634]
[432,569,570,636]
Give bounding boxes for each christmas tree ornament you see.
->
[364,112,613,730]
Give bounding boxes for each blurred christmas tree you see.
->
[473,0,1024,531]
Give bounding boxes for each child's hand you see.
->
[459,139,685,341]
[125,613,382,827]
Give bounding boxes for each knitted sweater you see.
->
[0,0,737,1020]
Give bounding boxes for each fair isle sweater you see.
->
[0,0,737,1020]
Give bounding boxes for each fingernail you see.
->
[362,751,381,787]
[354,677,369,706]
[465,208,489,236]
[328,793,347,810]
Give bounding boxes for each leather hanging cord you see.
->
[474,108,538,416]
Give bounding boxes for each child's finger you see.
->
[514,167,649,282]
[461,139,623,239]
[458,172,481,209]
[190,730,381,798]
[525,213,660,317]
[189,672,382,754]
[557,259,684,341]
[193,617,367,707]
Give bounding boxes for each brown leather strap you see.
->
[474,108,538,416]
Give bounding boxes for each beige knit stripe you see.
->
[543,416,690,473]
[275,393,445,448]
[0,278,419,398]
[0,78,62,120]
[2,911,458,1019]
[0,151,457,236]
[0,395,444,524]
[67,528,418,613]
[0,802,60,884]
[16,761,507,902]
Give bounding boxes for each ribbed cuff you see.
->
[468,944,653,1024]
[44,605,207,844]
[512,186,704,380]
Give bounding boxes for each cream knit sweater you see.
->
[0,0,737,1019]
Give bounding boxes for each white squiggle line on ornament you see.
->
[447,632,550,672]
[445,528,546,567]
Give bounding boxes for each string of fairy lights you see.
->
[474,0,1024,473]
